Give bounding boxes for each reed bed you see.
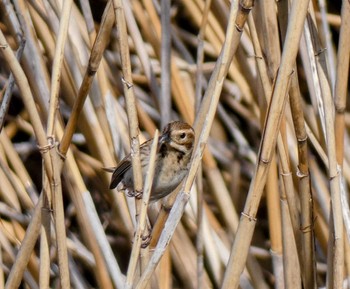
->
[0,0,348,288]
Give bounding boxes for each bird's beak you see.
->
[158,132,169,145]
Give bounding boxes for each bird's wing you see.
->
[109,138,156,190]
[109,156,131,189]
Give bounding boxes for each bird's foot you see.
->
[132,227,152,248]
[141,230,152,248]
[126,190,143,199]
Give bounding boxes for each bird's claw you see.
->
[141,231,152,248]
[132,228,152,248]
[126,190,143,199]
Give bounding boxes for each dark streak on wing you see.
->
[109,157,131,189]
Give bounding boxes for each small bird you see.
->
[109,121,195,202]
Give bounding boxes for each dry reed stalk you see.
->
[121,0,160,106]
[1,23,55,288]
[160,0,171,127]
[60,0,114,156]
[82,191,125,288]
[317,0,336,88]
[195,164,205,289]
[63,163,115,289]
[253,0,281,82]
[4,196,42,289]
[39,1,121,286]
[290,78,316,288]
[56,2,125,287]
[307,10,344,287]
[125,130,158,288]
[0,29,53,183]
[250,6,307,286]
[222,0,310,288]
[44,1,73,287]
[247,13,284,287]
[170,223,212,289]
[133,1,194,124]
[155,249,171,289]
[0,132,38,203]
[280,186,302,289]
[278,135,302,289]
[135,1,252,287]
[334,3,350,259]
[0,40,24,132]
[112,0,152,284]
[0,166,20,211]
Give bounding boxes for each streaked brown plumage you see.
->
[109,121,195,201]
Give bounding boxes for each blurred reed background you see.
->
[0,0,349,288]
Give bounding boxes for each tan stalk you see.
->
[121,0,160,106]
[334,0,350,280]
[307,12,344,288]
[44,1,73,288]
[247,14,284,287]
[195,1,212,287]
[160,0,171,127]
[113,0,148,281]
[289,74,316,289]
[125,130,158,288]
[278,136,302,289]
[5,196,43,289]
[0,28,55,289]
[135,1,254,288]
[59,0,114,156]
[221,0,310,287]
[334,0,350,167]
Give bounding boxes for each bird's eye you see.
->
[180,133,186,139]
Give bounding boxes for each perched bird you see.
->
[109,121,195,202]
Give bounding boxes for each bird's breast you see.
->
[152,151,189,191]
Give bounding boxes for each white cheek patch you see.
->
[169,141,188,154]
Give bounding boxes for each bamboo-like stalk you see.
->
[193,4,209,282]
[121,0,160,107]
[82,191,125,288]
[278,136,302,289]
[47,0,72,136]
[317,0,336,88]
[160,0,171,127]
[5,196,42,289]
[247,13,284,288]
[307,12,344,288]
[44,1,73,287]
[221,0,310,287]
[289,74,316,289]
[0,26,57,289]
[135,1,253,287]
[125,130,158,288]
[334,0,350,167]
[0,38,25,132]
[250,5,306,284]
[60,0,114,156]
[0,28,53,186]
[280,184,302,289]
[0,132,38,203]
[50,146,71,288]
[277,3,316,287]
[63,152,115,289]
[112,0,149,282]
[334,2,350,280]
